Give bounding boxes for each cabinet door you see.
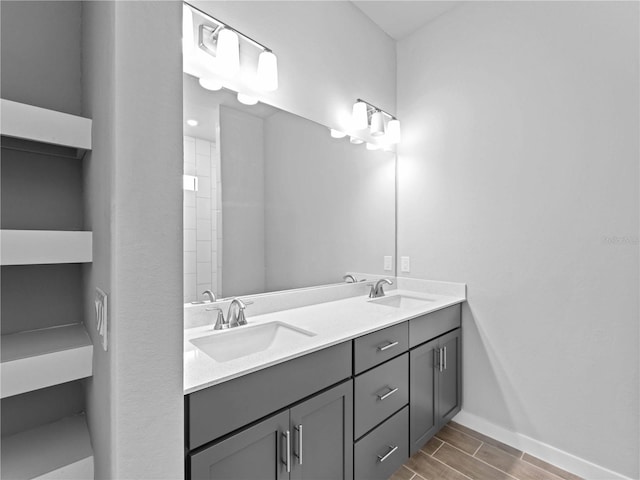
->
[437,329,461,424]
[409,338,438,455]
[290,381,353,480]
[189,411,289,480]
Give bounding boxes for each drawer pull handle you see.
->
[282,430,291,473]
[377,341,399,352]
[377,387,399,401]
[377,445,399,463]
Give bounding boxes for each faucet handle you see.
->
[206,307,226,330]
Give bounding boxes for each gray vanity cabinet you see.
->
[289,381,353,480]
[189,411,289,480]
[188,380,353,480]
[409,327,461,455]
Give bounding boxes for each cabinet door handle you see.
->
[377,341,399,352]
[439,347,444,372]
[294,424,303,465]
[377,387,399,401]
[443,346,447,371]
[377,445,399,463]
[282,430,291,473]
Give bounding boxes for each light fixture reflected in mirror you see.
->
[237,92,258,105]
[330,129,347,139]
[199,77,223,91]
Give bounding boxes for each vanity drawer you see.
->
[187,342,352,450]
[409,304,461,348]
[354,406,408,480]
[354,322,408,374]
[354,353,408,439]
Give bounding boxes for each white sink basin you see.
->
[190,322,317,363]
[368,294,434,309]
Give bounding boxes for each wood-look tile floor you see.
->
[390,422,583,480]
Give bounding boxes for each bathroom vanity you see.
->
[183,284,464,480]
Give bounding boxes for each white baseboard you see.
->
[453,410,634,480]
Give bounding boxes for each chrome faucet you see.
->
[202,290,216,303]
[227,298,250,328]
[369,278,393,298]
[343,274,357,283]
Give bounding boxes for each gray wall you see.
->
[264,111,395,291]
[1,1,82,115]
[81,2,116,477]
[220,106,266,297]
[83,2,184,478]
[397,2,639,478]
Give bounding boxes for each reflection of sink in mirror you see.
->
[368,295,435,309]
[190,322,317,363]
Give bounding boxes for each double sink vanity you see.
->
[183,279,466,480]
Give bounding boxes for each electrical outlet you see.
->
[384,256,393,271]
[401,256,410,273]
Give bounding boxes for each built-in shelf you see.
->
[0,99,92,157]
[1,414,94,480]
[1,324,93,399]
[0,230,92,265]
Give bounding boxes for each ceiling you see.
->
[351,1,461,40]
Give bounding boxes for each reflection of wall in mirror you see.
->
[218,105,395,298]
[183,136,223,303]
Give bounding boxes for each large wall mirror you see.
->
[182,74,396,301]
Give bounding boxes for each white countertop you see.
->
[184,280,466,395]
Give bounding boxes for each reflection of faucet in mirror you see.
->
[369,278,393,298]
[202,290,216,303]
[343,274,357,283]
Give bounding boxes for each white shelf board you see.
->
[1,324,93,399]
[1,99,91,150]
[0,230,92,265]
[1,414,94,480]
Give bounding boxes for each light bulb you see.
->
[370,111,385,137]
[257,50,278,92]
[351,101,368,130]
[186,119,199,127]
[386,119,401,144]
[217,28,239,76]
[198,77,223,91]
[237,92,258,105]
[330,129,347,139]
[350,136,364,145]
[366,142,380,150]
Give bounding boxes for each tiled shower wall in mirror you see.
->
[183,136,223,303]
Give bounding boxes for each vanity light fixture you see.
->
[350,136,364,145]
[186,119,199,127]
[184,3,279,93]
[350,98,401,144]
